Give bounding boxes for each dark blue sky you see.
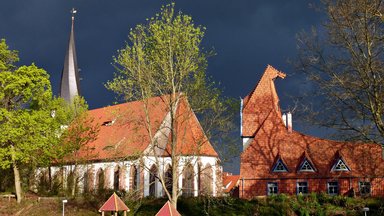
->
[0,0,323,172]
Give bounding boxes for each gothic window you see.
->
[201,164,213,196]
[182,164,195,197]
[267,182,278,195]
[164,165,173,196]
[297,182,308,195]
[327,181,338,195]
[83,170,89,193]
[332,159,350,171]
[299,159,316,172]
[96,168,104,191]
[197,163,202,195]
[272,158,288,172]
[130,165,138,191]
[114,166,120,191]
[149,165,158,197]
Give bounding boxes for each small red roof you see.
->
[99,193,130,212]
[222,172,240,193]
[156,201,181,216]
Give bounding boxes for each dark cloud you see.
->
[0,0,323,172]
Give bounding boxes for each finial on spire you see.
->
[71,8,77,20]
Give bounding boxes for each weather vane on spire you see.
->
[71,8,77,20]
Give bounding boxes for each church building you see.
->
[239,65,384,198]
[36,9,222,198]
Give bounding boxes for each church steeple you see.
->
[60,8,80,103]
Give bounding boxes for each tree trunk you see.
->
[171,161,178,209]
[71,166,77,197]
[11,145,22,204]
[48,166,52,190]
[13,163,22,204]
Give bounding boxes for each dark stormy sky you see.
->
[0,0,324,172]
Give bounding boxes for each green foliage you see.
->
[0,39,87,202]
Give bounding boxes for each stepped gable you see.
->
[242,65,286,137]
[72,95,217,162]
[241,65,384,179]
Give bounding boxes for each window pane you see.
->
[267,182,278,195]
[297,182,308,194]
[359,182,371,195]
[327,182,338,195]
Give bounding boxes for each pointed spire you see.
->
[60,8,81,103]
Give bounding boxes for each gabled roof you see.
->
[331,151,350,171]
[271,155,289,172]
[156,201,181,216]
[70,95,218,162]
[297,152,317,172]
[240,65,384,179]
[99,192,130,212]
[222,172,240,193]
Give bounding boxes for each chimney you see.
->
[287,112,292,133]
[282,113,287,127]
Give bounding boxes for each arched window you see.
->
[96,168,104,191]
[201,164,213,196]
[114,166,120,191]
[130,165,138,191]
[164,165,173,196]
[83,170,89,193]
[182,164,194,197]
[149,165,157,197]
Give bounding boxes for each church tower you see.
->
[60,8,81,103]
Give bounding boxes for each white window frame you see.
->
[272,158,288,172]
[267,182,278,196]
[327,181,339,195]
[359,181,371,196]
[331,159,350,171]
[297,181,308,195]
[298,159,315,172]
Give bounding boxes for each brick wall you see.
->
[239,177,384,199]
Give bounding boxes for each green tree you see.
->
[296,0,384,151]
[58,96,99,197]
[0,39,65,203]
[107,4,236,208]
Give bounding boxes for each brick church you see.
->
[239,65,384,198]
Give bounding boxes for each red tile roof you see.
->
[70,95,218,162]
[99,192,130,212]
[241,65,384,179]
[155,201,181,216]
[222,172,240,193]
[242,65,286,137]
[163,98,218,157]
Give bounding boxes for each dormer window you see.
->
[332,158,350,171]
[272,158,288,172]
[299,158,316,172]
[102,119,115,126]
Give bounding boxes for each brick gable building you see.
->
[239,65,384,198]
